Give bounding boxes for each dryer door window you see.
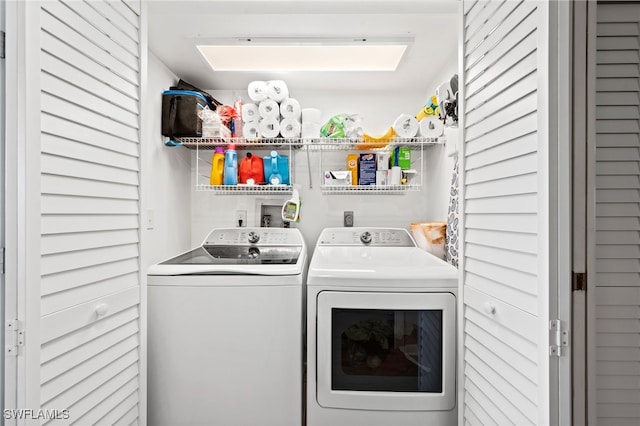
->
[316,291,456,412]
[332,308,443,393]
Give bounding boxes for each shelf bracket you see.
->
[306,144,313,189]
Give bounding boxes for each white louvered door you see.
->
[460,1,563,424]
[37,0,143,424]
[589,3,640,425]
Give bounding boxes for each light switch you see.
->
[146,209,154,230]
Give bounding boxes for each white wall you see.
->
[190,87,458,252]
[142,52,192,267]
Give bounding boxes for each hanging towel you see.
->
[444,156,459,268]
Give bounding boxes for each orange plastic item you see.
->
[239,153,265,184]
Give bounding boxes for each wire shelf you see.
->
[179,137,303,150]
[321,184,422,194]
[195,184,293,194]
[177,136,444,150]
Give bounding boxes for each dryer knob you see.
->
[360,231,372,244]
[248,231,260,244]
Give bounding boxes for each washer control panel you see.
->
[204,228,302,246]
[318,228,415,247]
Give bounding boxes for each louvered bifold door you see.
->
[460,1,556,425]
[592,3,640,425]
[38,1,142,424]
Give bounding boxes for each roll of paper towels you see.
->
[248,81,268,102]
[280,118,301,138]
[393,114,419,138]
[243,122,260,140]
[302,123,321,139]
[419,116,444,138]
[302,108,322,124]
[259,99,280,119]
[266,80,289,102]
[280,98,301,119]
[390,166,402,185]
[259,118,280,138]
[242,103,259,122]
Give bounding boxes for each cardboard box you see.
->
[358,153,377,186]
[347,154,358,185]
[376,170,388,186]
[323,170,353,186]
[377,152,390,170]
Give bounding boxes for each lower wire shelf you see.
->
[195,184,293,194]
[321,184,422,194]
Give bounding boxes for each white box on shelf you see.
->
[376,170,389,186]
[323,171,352,186]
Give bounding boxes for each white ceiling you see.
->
[147,0,459,92]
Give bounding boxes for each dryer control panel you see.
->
[204,228,303,246]
[318,227,416,247]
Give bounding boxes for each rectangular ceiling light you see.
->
[197,41,409,72]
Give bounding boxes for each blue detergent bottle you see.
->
[223,144,238,185]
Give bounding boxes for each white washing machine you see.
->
[306,227,457,426]
[147,227,307,426]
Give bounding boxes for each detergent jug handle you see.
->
[270,150,278,174]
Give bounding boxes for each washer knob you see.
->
[360,231,372,244]
[248,231,260,244]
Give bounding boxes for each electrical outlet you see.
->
[344,211,354,227]
[236,210,247,227]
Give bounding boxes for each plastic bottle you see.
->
[232,97,243,138]
[223,144,238,185]
[210,146,225,185]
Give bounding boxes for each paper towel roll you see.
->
[243,122,260,140]
[302,123,321,139]
[248,81,268,102]
[242,103,259,122]
[280,98,301,119]
[259,118,280,138]
[419,116,444,138]
[259,99,280,119]
[266,80,289,102]
[393,114,419,138]
[280,118,301,138]
[302,108,322,124]
[390,166,402,185]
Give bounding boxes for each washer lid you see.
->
[148,227,306,276]
[160,246,302,265]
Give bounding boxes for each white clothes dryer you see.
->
[306,227,457,426]
[147,228,307,426]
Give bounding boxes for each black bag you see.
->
[171,79,222,110]
[161,80,222,144]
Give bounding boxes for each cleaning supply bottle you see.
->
[210,146,225,185]
[223,144,238,185]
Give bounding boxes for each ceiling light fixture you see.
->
[196,37,412,72]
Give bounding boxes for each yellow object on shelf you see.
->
[359,127,396,149]
[416,95,440,121]
[347,154,358,185]
[210,147,225,185]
